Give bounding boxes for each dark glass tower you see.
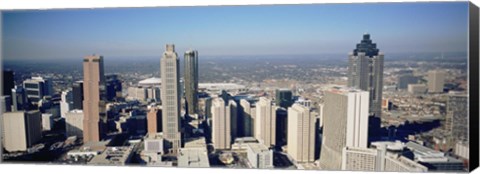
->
[275,89,293,108]
[184,50,199,115]
[72,81,84,110]
[106,74,122,101]
[2,70,14,96]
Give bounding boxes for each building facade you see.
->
[427,70,445,93]
[82,55,107,143]
[65,110,84,138]
[347,34,384,118]
[319,87,369,169]
[160,44,182,153]
[60,89,73,118]
[184,50,199,115]
[287,103,315,163]
[240,99,254,137]
[275,89,293,108]
[2,111,42,152]
[211,97,237,150]
[72,81,84,110]
[246,143,274,169]
[255,97,277,147]
[147,107,162,134]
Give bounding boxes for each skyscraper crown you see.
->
[166,44,175,52]
[353,34,379,57]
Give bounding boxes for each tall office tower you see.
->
[65,110,84,138]
[184,50,199,115]
[275,89,293,108]
[255,97,277,147]
[211,97,237,149]
[240,99,254,137]
[275,108,288,146]
[347,33,384,118]
[160,44,182,153]
[60,89,73,118]
[445,94,468,141]
[106,74,122,101]
[72,81,84,110]
[11,86,28,111]
[287,103,315,162]
[2,111,42,152]
[2,70,14,96]
[427,70,445,93]
[82,55,107,143]
[319,87,369,170]
[23,76,53,105]
[147,107,162,134]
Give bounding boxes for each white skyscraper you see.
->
[427,70,445,93]
[255,97,277,147]
[319,87,369,170]
[287,103,315,163]
[211,97,237,150]
[60,89,73,118]
[160,44,182,153]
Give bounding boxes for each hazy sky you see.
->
[2,2,468,60]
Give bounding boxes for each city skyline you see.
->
[0,2,475,172]
[2,2,468,60]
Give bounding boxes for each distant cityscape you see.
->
[0,32,471,172]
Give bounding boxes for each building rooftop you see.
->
[405,141,444,158]
[234,137,259,144]
[138,77,161,86]
[246,143,270,154]
[184,137,207,149]
[177,148,210,168]
[371,141,405,151]
[88,146,134,165]
[328,85,366,95]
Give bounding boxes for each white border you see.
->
[0,0,473,10]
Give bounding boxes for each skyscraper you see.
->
[2,70,14,96]
[82,55,107,143]
[255,97,277,147]
[319,87,369,170]
[211,97,237,149]
[287,103,315,162]
[72,81,84,110]
[275,89,293,108]
[60,89,73,118]
[160,44,182,153]
[348,33,384,118]
[184,50,199,115]
[239,99,254,137]
[427,70,445,93]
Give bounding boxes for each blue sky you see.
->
[2,2,469,60]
